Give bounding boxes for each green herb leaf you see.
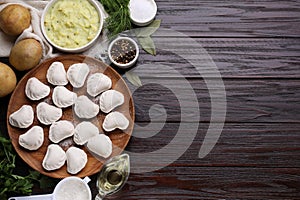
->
[38,175,58,189]
[125,70,142,87]
[0,135,53,199]
[27,170,40,180]
[99,0,131,37]
[135,20,161,37]
[138,36,156,56]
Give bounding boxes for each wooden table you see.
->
[1,0,300,199]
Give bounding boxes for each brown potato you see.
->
[0,4,31,36]
[9,39,43,71]
[0,62,17,97]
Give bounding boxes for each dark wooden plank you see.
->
[3,39,300,79]
[155,0,300,37]
[128,122,300,168]
[4,77,287,128]
[100,167,300,199]
[0,0,299,199]
[127,79,300,123]
[3,112,299,168]
[135,38,300,78]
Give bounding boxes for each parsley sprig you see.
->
[0,136,34,198]
[0,136,56,199]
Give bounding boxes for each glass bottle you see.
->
[95,154,130,200]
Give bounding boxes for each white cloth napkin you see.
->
[0,0,108,60]
[0,0,54,58]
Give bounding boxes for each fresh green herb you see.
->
[0,135,56,199]
[0,136,33,199]
[99,0,132,37]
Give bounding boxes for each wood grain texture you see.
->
[128,79,300,123]
[129,122,300,168]
[106,167,300,199]
[155,0,300,37]
[136,38,300,78]
[1,0,300,199]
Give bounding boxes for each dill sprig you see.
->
[99,0,132,37]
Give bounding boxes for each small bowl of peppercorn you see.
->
[108,37,139,69]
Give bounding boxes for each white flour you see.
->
[55,179,90,200]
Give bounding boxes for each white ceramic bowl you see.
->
[41,0,103,53]
[129,0,157,26]
[108,37,139,69]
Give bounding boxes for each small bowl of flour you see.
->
[54,177,92,200]
[8,176,92,200]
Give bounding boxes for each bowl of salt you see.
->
[129,0,157,26]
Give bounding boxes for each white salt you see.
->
[130,0,156,21]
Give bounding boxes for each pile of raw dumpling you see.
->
[9,61,129,175]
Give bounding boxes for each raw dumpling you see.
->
[99,90,124,113]
[9,105,34,128]
[46,61,68,86]
[102,111,129,132]
[37,102,62,125]
[73,121,99,145]
[52,86,77,108]
[42,144,66,171]
[67,63,90,88]
[19,126,44,150]
[25,77,50,100]
[49,120,75,143]
[87,73,112,97]
[74,95,99,119]
[86,134,112,158]
[66,147,87,174]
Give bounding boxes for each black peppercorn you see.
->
[110,39,137,64]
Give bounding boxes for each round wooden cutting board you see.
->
[7,55,134,178]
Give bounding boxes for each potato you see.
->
[0,62,17,97]
[0,4,31,36]
[9,39,43,71]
